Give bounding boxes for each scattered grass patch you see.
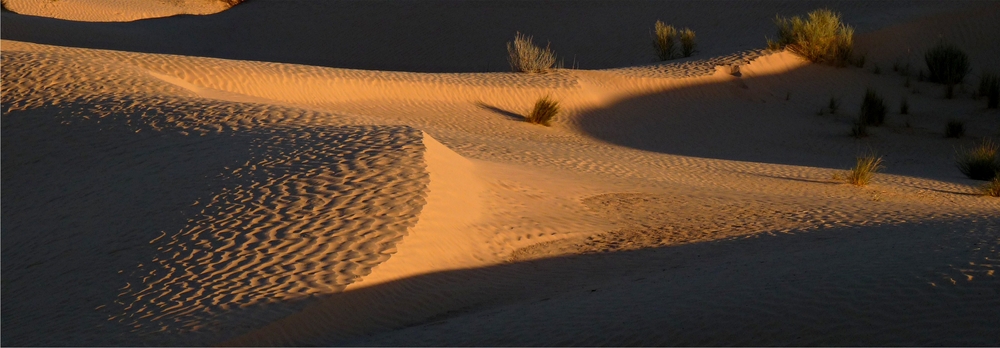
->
[860,88,887,126]
[507,32,558,73]
[957,139,1000,181]
[653,21,677,61]
[526,96,560,126]
[850,121,869,138]
[769,9,854,66]
[979,71,999,109]
[945,120,965,138]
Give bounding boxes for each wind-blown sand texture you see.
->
[1,0,233,22]
[2,0,999,346]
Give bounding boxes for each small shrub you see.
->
[507,32,558,73]
[957,139,1000,180]
[899,97,909,114]
[924,43,970,85]
[653,21,677,61]
[841,153,884,186]
[828,97,840,114]
[679,28,697,58]
[769,9,854,66]
[980,177,1000,197]
[979,71,999,109]
[945,120,965,138]
[526,96,560,126]
[851,121,869,138]
[860,88,887,126]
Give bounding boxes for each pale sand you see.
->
[2,0,999,346]
[1,0,232,22]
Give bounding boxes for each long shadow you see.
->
[475,102,524,122]
[223,215,1000,346]
[573,62,1000,184]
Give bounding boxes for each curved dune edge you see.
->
[2,0,233,22]
[347,132,486,289]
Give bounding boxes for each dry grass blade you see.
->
[507,32,558,73]
[526,96,560,126]
[957,139,1000,181]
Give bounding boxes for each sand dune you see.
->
[2,0,999,346]
[1,0,233,22]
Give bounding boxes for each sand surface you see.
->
[2,0,999,346]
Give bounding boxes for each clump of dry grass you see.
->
[679,28,697,57]
[828,96,840,114]
[526,96,560,126]
[945,120,965,138]
[508,32,558,73]
[768,8,854,66]
[653,21,677,61]
[979,71,999,109]
[860,88,887,126]
[925,43,970,85]
[979,177,1000,197]
[834,153,883,186]
[957,139,1000,181]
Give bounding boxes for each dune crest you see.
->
[2,0,233,22]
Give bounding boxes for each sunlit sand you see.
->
[2,0,998,345]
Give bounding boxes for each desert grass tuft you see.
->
[979,71,999,109]
[828,97,840,114]
[924,43,970,87]
[872,63,881,75]
[957,139,1000,180]
[979,177,1000,197]
[850,121,869,138]
[507,32,558,73]
[837,153,883,186]
[679,28,697,57]
[769,8,854,66]
[653,21,678,61]
[899,97,909,114]
[859,88,887,126]
[526,96,560,126]
[945,120,965,138]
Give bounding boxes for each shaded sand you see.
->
[2,0,233,22]
[3,0,1000,346]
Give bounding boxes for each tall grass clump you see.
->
[653,21,677,61]
[769,9,854,66]
[526,96,560,126]
[957,139,1000,180]
[979,71,999,109]
[679,28,697,57]
[860,88,887,126]
[925,43,969,98]
[507,32,558,73]
[850,121,869,138]
[837,153,883,186]
[980,177,1000,197]
[945,120,965,138]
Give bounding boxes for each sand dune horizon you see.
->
[2,0,998,346]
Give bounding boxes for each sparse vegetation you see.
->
[860,88,887,126]
[945,120,965,138]
[836,153,883,186]
[507,32,558,73]
[769,9,854,66]
[924,43,970,98]
[828,97,840,114]
[679,28,697,58]
[980,177,1000,197]
[899,97,909,115]
[653,21,678,61]
[957,139,1000,181]
[979,71,999,109]
[851,121,869,138]
[526,96,560,126]
[872,63,881,75]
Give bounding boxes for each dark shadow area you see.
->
[475,102,524,122]
[224,215,1000,346]
[573,62,1000,184]
[0,0,967,72]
